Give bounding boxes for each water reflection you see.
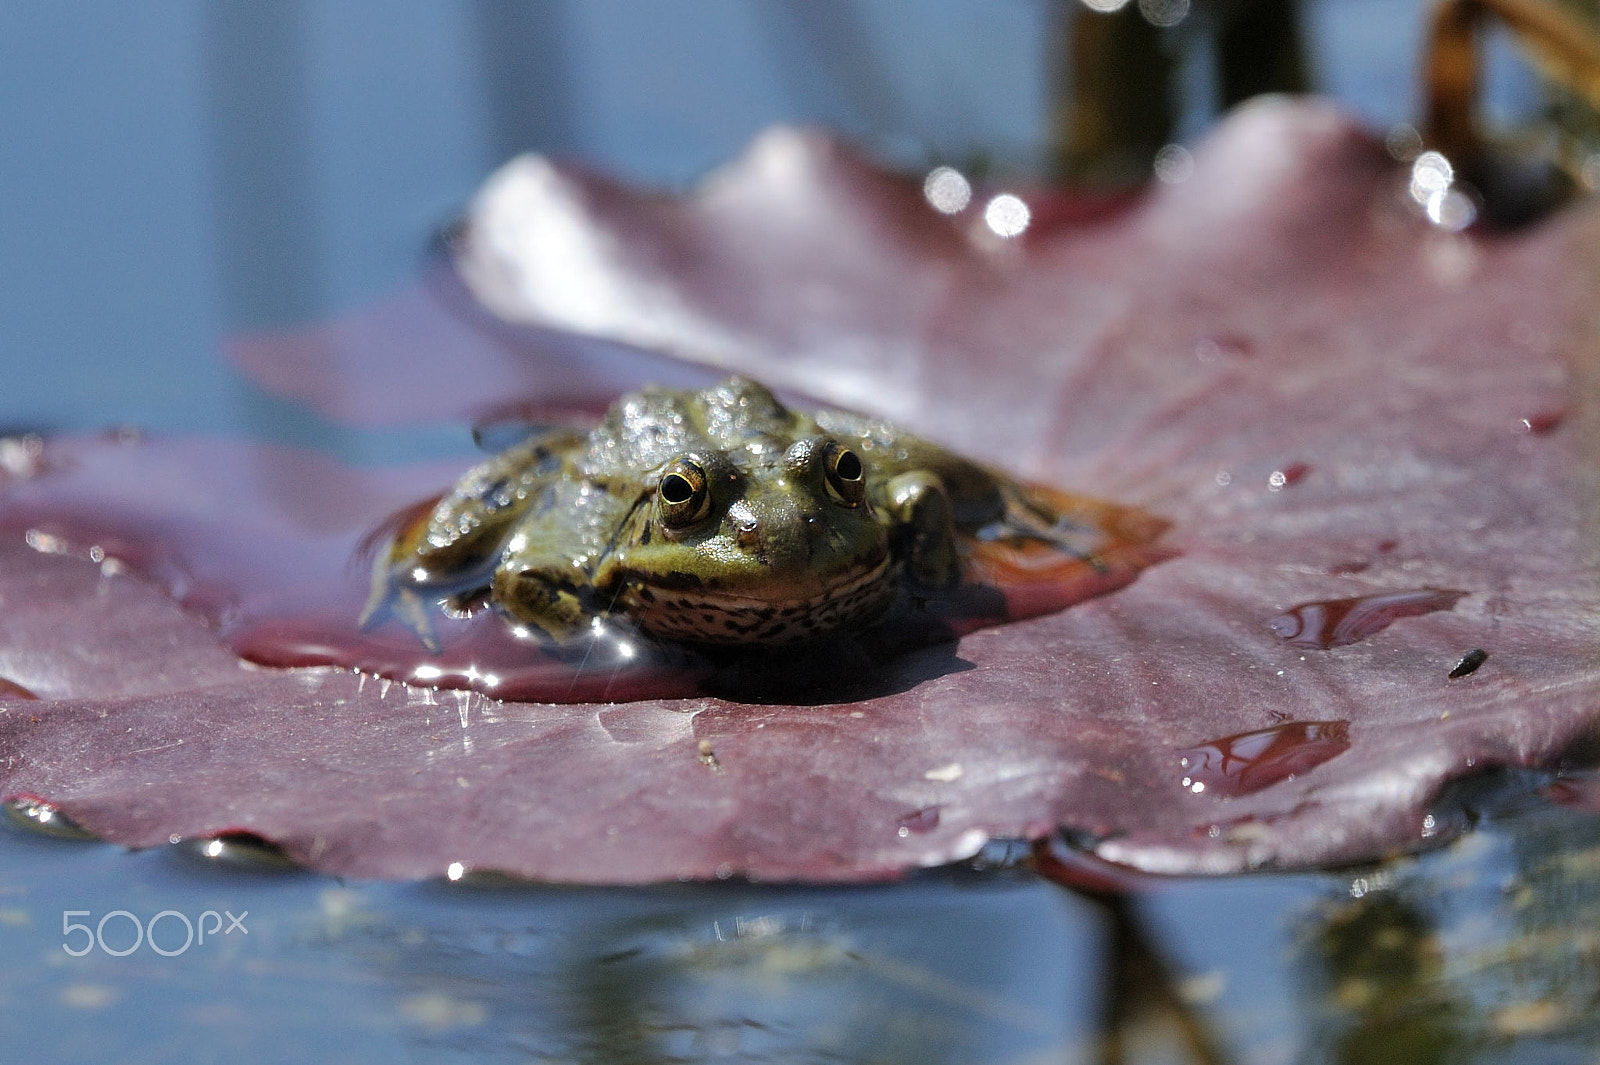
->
[1289,795,1600,1063]
[8,788,1600,1060]
[1296,888,1472,1064]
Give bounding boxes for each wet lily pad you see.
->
[4,98,1599,882]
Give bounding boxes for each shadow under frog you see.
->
[361,376,1170,704]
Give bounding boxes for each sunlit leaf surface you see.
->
[4,98,1598,881]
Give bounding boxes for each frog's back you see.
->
[582,377,810,475]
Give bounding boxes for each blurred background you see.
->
[0,0,1546,446]
[4,2,1599,1063]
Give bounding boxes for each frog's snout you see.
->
[726,500,829,569]
[733,513,826,546]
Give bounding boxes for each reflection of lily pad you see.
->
[3,98,1599,882]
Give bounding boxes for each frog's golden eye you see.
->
[658,459,712,527]
[822,442,866,507]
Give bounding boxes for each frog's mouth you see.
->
[621,548,894,645]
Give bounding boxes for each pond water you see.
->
[2,3,1590,1061]
[6,782,1600,1062]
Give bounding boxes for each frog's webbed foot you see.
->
[885,471,962,591]
[358,565,445,653]
[989,483,1110,574]
[491,565,594,645]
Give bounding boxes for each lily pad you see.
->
[4,98,1599,881]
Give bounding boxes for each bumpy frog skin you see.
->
[366,376,1087,647]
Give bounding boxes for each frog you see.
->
[363,375,1096,649]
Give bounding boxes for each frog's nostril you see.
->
[735,518,760,547]
[805,515,824,539]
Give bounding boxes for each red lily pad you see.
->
[5,98,1600,881]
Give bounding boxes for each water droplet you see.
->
[1153,144,1194,184]
[0,677,38,700]
[982,194,1030,238]
[3,796,97,840]
[1516,410,1565,436]
[922,166,971,215]
[1409,151,1454,202]
[1138,0,1189,26]
[1384,124,1423,162]
[173,831,295,869]
[1268,588,1467,649]
[1583,153,1600,192]
[1176,721,1351,798]
[1193,334,1252,363]
[896,806,941,835]
[1426,187,1477,231]
[1267,463,1309,492]
[0,434,46,479]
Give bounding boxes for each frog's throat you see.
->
[618,550,894,645]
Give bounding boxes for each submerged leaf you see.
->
[5,98,1600,881]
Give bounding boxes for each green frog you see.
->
[365,376,1093,648]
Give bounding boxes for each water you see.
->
[3,2,1593,1061]
[1267,589,1468,651]
[1177,721,1351,799]
[7,786,1600,1062]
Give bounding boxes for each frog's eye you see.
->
[658,459,712,527]
[822,442,866,508]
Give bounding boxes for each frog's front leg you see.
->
[489,480,646,644]
[490,561,593,643]
[361,431,580,649]
[884,471,962,590]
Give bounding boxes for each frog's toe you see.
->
[995,485,1112,573]
[359,581,443,653]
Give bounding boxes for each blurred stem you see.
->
[1426,0,1600,169]
[1050,0,1310,189]
[1093,892,1233,1065]
[1052,4,1176,188]
[1216,0,1310,107]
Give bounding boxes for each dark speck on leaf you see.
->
[1449,649,1489,679]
